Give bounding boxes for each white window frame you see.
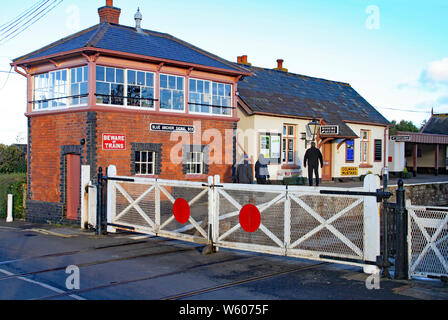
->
[134,151,156,175]
[360,130,370,164]
[32,66,88,112]
[159,73,186,112]
[282,124,296,164]
[188,78,233,117]
[126,69,155,110]
[185,151,204,175]
[95,66,126,107]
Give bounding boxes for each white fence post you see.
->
[284,188,291,256]
[155,179,160,233]
[363,174,381,274]
[80,165,90,229]
[207,176,214,244]
[213,175,221,247]
[107,165,117,233]
[6,194,13,222]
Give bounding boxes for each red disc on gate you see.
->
[173,198,190,224]
[239,204,261,233]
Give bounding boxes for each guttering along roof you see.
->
[237,66,390,138]
[12,22,250,76]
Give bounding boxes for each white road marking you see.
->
[0,268,86,300]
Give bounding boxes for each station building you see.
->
[11,1,249,224]
[235,58,390,182]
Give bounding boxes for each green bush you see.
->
[0,173,26,219]
[283,175,306,185]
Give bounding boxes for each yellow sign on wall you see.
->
[341,167,359,176]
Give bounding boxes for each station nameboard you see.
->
[103,134,126,150]
[391,135,411,142]
[320,125,339,136]
[150,123,195,133]
[341,167,358,176]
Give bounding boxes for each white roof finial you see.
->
[135,8,143,32]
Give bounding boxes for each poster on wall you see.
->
[260,133,281,161]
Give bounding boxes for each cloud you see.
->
[419,57,448,87]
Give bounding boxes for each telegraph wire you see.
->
[0,0,52,38]
[0,0,46,31]
[0,0,63,46]
[0,66,13,91]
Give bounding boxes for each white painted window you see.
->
[33,67,88,110]
[160,74,185,111]
[189,78,232,116]
[185,152,203,174]
[135,151,155,175]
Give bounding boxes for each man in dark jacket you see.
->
[255,154,270,184]
[303,142,323,186]
[236,155,253,184]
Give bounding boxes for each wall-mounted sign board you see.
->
[391,135,411,142]
[341,167,358,176]
[103,134,126,150]
[150,123,195,133]
[320,125,339,136]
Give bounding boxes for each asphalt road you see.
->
[0,221,447,305]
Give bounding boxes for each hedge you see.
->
[0,173,26,219]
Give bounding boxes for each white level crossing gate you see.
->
[407,202,448,279]
[106,167,382,274]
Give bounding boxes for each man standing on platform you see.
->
[304,142,323,186]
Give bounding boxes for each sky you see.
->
[0,0,447,145]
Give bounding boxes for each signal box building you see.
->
[12,1,249,224]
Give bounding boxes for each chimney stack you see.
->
[237,55,251,66]
[274,59,288,72]
[98,0,121,24]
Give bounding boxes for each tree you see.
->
[389,120,419,135]
[0,144,27,174]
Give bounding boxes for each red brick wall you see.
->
[28,112,88,203]
[95,111,235,182]
[28,110,236,205]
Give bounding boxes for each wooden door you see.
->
[322,142,332,181]
[66,154,81,220]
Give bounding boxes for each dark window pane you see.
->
[136,163,141,174]
[146,73,154,87]
[177,77,183,91]
[169,76,176,89]
[160,74,167,88]
[71,68,77,84]
[80,82,88,95]
[135,152,140,162]
[127,85,140,107]
[127,70,135,85]
[77,68,83,84]
[106,68,115,83]
[137,72,145,86]
[142,152,147,162]
[111,84,124,105]
[83,66,88,82]
[116,69,124,84]
[96,66,105,82]
[160,89,171,109]
[173,90,184,110]
[189,79,196,92]
[141,87,154,108]
[141,164,147,174]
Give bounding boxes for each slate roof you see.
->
[13,23,246,74]
[238,66,390,138]
[421,114,448,135]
